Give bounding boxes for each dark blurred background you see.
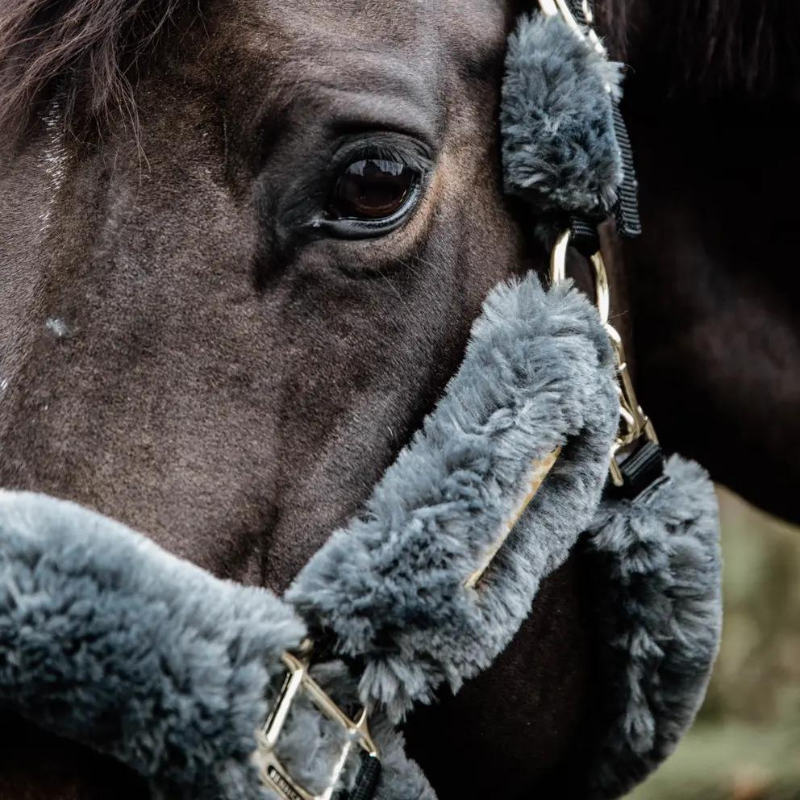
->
[631,489,800,799]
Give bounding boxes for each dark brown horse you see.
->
[0,0,797,798]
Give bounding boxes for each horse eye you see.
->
[328,158,418,221]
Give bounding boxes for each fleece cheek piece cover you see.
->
[581,456,722,799]
[501,12,625,216]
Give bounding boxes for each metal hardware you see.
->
[465,448,561,589]
[538,0,608,59]
[257,643,379,800]
[550,230,658,487]
[550,230,610,323]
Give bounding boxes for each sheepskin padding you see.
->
[0,491,438,800]
[582,456,723,798]
[0,275,721,800]
[501,13,623,216]
[0,490,305,800]
[288,273,619,721]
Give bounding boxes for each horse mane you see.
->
[602,0,800,95]
[0,0,182,139]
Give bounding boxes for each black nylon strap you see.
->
[569,213,601,256]
[337,754,382,800]
[611,102,642,238]
[612,441,666,500]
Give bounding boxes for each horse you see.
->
[615,0,800,523]
[0,0,797,798]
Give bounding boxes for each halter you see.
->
[0,3,722,800]
[540,0,659,495]
[261,3,712,797]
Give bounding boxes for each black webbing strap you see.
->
[337,753,382,800]
[612,441,666,500]
[569,213,601,256]
[611,103,642,238]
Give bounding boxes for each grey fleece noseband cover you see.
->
[0,276,721,800]
[287,277,618,722]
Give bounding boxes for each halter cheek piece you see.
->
[0,3,722,800]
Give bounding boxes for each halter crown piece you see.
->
[0,3,722,800]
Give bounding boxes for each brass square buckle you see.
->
[257,644,379,800]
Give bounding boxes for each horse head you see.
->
[0,0,536,586]
[0,0,792,797]
[0,2,592,796]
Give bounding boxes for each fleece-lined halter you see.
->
[0,3,722,800]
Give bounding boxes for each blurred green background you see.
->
[630,488,800,800]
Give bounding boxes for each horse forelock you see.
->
[2,0,796,150]
[0,0,184,140]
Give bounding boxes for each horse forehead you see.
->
[201,0,511,139]
[255,0,433,46]
[245,0,505,37]
[223,0,510,76]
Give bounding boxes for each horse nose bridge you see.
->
[0,369,285,584]
[0,290,288,581]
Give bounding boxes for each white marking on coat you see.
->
[39,95,69,233]
[45,317,69,338]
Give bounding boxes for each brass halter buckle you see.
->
[257,643,380,800]
[550,229,658,487]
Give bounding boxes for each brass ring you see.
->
[548,229,611,325]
